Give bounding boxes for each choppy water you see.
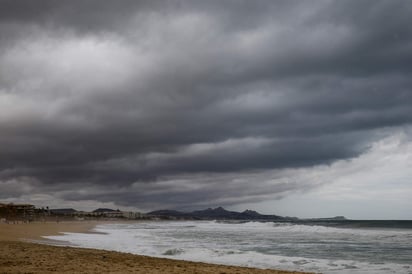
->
[44,220,412,274]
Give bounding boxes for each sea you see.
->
[43,220,412,274]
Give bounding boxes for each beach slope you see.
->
[0,222,312,274]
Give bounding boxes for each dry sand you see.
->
[0,221,313,274]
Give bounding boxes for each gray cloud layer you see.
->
[1,0,411,210]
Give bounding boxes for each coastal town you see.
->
[0,202,286,223]
[0,202,147,223]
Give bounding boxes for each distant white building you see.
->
[122,211,145,219]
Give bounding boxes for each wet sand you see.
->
[0,221,313,274]
[0,220,101,241]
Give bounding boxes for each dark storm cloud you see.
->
[1,0,412,209]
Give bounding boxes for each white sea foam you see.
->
[43,221,412,274]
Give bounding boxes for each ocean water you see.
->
[44,221,412,274]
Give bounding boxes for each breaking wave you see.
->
[43,220,412,274]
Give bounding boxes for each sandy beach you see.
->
[0,220,101,241]
[0,221,312,274]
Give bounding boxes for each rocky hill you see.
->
[147,207,283,220]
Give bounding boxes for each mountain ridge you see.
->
[147,207,284,220]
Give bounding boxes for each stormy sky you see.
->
[1,0,412,219]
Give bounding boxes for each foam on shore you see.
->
[43,221,412,274]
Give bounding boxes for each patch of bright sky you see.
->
[235,128,412,220]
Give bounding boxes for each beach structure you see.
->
[49,208,77,215]
[91,208,123,218]
[0,202,35,220]
[0,203,146,221]
[122,211,145,219]
[90,208,146,219]
[48,207,146,220]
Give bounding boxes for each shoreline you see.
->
[0,220,107,241]
[0,221,313,274]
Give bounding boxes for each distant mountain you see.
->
[241,209,262,218]
[147,207,283,220]
[93,208,119,213]
[148,209,186,216]
[191,207,240,219]
[305,216,348,221]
